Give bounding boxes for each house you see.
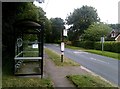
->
[115,34,120,42]
[110,29,119,38]
[108,29,120,41]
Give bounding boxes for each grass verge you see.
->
[66,45,120,60]
[85,50,120,60]
[2,76,53,88]
[45,48,80,66]
[66,74,114,88]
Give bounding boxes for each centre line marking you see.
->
[90,57,109,64]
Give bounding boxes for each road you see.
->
[45,44,120,86]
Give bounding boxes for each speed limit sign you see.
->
[17,38,23,47]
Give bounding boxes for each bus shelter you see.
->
[13,20,44,78]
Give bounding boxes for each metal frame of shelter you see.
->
[13,19,44,78]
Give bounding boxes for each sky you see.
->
[34,0,120,24]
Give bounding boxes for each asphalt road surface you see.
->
[45,44,120,86]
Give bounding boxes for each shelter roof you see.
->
[14,19,42,29]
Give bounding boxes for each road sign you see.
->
[101,37,105,43]
[63,29,67,36]
[32,44,38,48]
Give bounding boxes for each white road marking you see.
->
[74,51,81,54]
[73,51,88,54]
[90,57,97,60]
[90,57,109,64]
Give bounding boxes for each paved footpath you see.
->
[44,54,89,88]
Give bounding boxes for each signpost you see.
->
[101,37,105,52]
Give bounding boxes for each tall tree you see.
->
[108,24,120,33]
[108,24,120,29]
[3,2,46,52]
[50,18,65,43]
[44,18,52,43]
[16,3,46,21]
[83,23,112,41]
[66,5,100,40]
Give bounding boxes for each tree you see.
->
[108,24,120,30]
[82,23,112,41]
[16,3,46,21]
[2,2,46,52]
[66,5,100,41]
[50,18,65,43]
[44,18,52,43]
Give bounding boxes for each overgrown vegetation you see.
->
[66,75,114,88]
[45,48,80,66]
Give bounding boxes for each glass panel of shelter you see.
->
[14,28,43,76]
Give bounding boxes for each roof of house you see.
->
[115,34,120,40]
[110,29,120,33]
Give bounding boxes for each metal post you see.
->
[21,32,23,57]
[102,42,104,52]
[14,28,16,75]
[101,36,104,52]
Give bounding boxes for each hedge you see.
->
[95,41,120,53]
[72,41,120,53]
[72,41,95,49]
